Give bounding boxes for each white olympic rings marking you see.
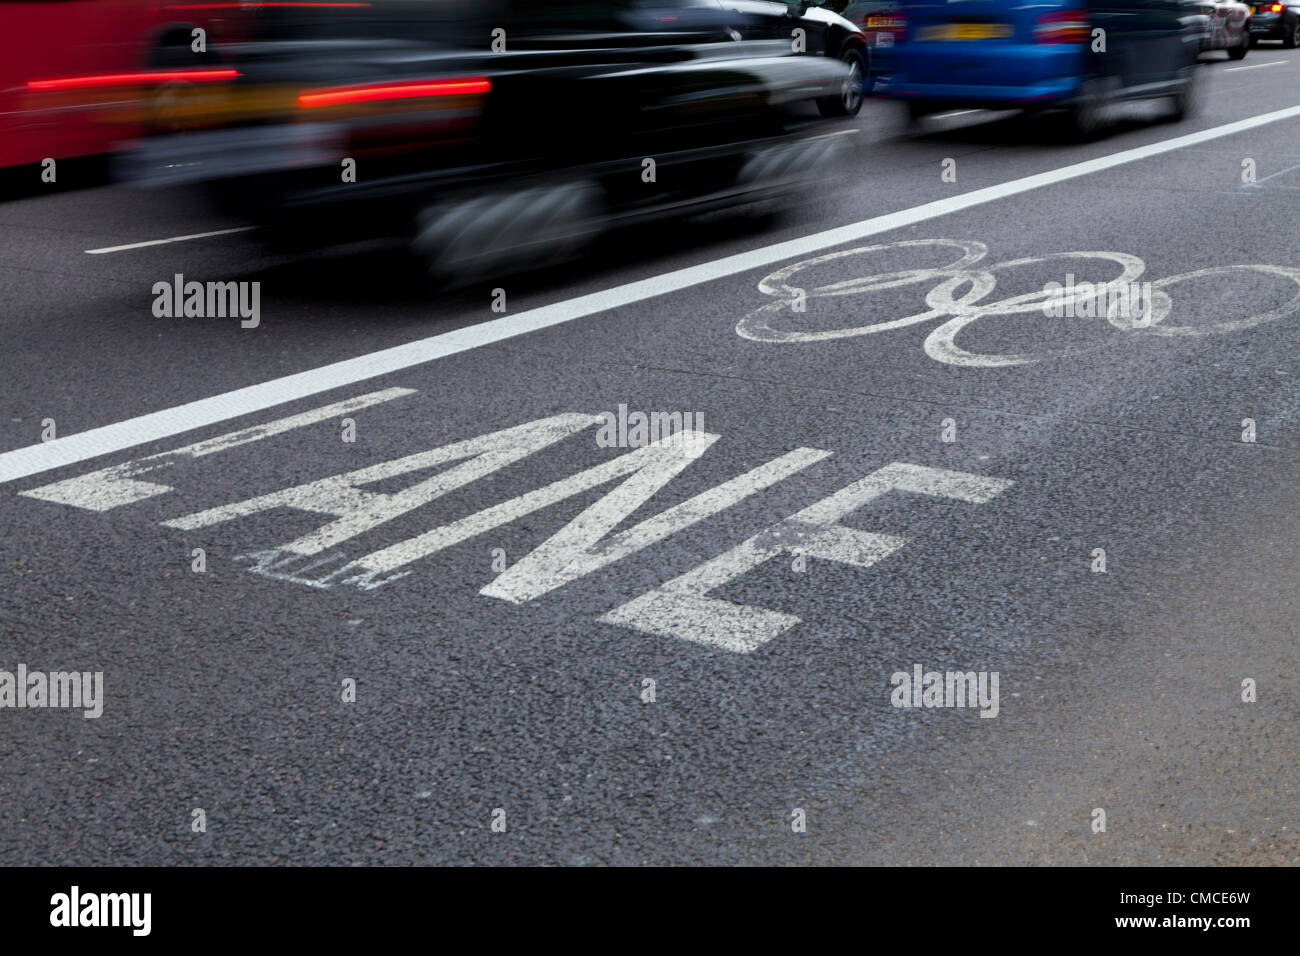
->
[735,239,1300,367]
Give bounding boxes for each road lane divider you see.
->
[6,104,1300,486]
[84,226,256,255]
[1224,60,1289,73]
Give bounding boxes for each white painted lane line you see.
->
[85,226,256,255]
[1224,60,1289,72]
[6,103,1300,486]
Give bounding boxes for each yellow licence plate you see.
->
[866,17,904,27]
[918,23,1013,41]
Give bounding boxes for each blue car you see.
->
[883,0,1204,134]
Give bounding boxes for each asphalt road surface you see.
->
[2,49,1299,866]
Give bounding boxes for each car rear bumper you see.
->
[885,77,1083,108]
[1250,14,1285,36]
[883,43,1085,106]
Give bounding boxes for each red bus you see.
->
[0,1,269,169]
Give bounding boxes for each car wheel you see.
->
[1069,77,1113,139]
[817,47,866,118]
[1228,28,1250,59]
[1169,63,1202,121]
[901,99,938,130]
[414,181,603,282]
[1284,18,1300,48]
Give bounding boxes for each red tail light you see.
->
[164,3,371,9]
[1270,3,1283,11]
[27,68,239,91]
[1034,9,1090,44]
[298,77,491,108]
[899,10,911,42]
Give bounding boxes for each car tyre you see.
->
[1227,28,1250,59]
[900,98,938,130]
[1169,62,1202,122]
[817,47,867,118]
[1284,19,1300,48]
[414,181,604,283]
[1069,77,1113,139]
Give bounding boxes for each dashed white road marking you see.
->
[84,226,256,255]
[1224,60,1289,72]
[5,104,1300,487]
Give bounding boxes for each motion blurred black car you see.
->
[124,0,858,280]
[1248,0,1300,46]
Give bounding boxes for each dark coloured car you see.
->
[1184,0,1252,58]
[839,2,907,83]
[884,0,1204,136]
[1248,0,1300,45]
[122,0,858,280]
[703,1,872,112]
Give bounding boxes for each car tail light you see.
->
[1034,9,1090,44]
[1270,3,1283,10]
[893,10,909,42]
[164,3,371,9]
[26,68,239,91]
[298,77,491,108]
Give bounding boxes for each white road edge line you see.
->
[85,226,256,255]
[1224,60,1289,72]
[7,103,1300,486]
